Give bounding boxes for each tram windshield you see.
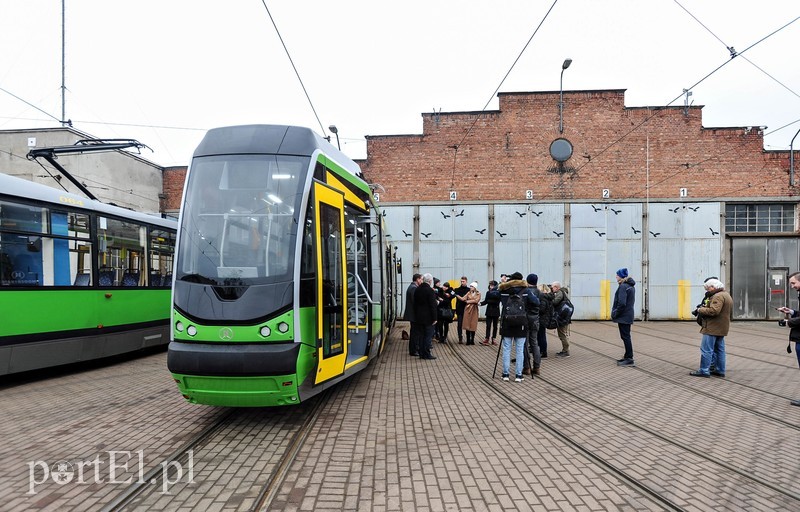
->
[176,154,307,287]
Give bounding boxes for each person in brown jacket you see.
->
[690,278,733,378]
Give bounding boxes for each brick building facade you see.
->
[359,89,793,203]
[358,89,798,321]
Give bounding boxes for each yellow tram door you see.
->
[313,183,348,384]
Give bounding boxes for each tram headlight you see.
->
[260,326,271,337]
[277,322,289,334]
[176,321,184,332]
[187,325,197,337]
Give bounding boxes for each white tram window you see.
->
[0,202,48,286]
[97,217,146,287]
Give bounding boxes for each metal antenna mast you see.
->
[61,0,67,126]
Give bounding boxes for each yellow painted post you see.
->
[600,279,611,319]
[678,280,691,320]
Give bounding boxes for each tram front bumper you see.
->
[168,341,306,407]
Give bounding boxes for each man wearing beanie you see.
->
[611,268,636,366]
[525,273,543,375]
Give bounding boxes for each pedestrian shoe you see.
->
[541,353,548,358]
[502,374,510,382]
[556,351,570,358]
[410,352,419,356]
[710,371,725,377]
[791,399,800,407]
[689,370,710,377]
[522,368,531,376]
[515,375,524,382]
[617,358,635,367]
[420,355,437,360]
[532,367,540,375]
[491,340,498,346]
[480,340,490,346]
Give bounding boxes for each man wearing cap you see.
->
[690,278,732,378]
[611,268,636,367]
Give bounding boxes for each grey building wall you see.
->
[0,127,163,214]
[383,200,755,321]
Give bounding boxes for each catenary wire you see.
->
[449,0,560,188]
[0,85,62,124]
[259,0,327,138]
[572,15,800,177]
[673,0,800,100]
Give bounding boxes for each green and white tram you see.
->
[168,125,395,407]
[0,172,176,375]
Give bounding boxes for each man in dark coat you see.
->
[778,272,800,406]
[611,268,636,367]
[414,273,439,360]
[404,273,422,356]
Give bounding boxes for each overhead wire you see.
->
[449,0,560,188]
[570,13,800,204]
[0,85,61,124]
[673,0,800,100]
[259,0,327,138]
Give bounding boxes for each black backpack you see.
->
[556,298,575,326]
[502,291,528,328]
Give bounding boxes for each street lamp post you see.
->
[328,125,341,150]
[790,126,800,187]
[559,58,572,134]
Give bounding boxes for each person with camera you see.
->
[690,278,733,378]
[777,271,800,406]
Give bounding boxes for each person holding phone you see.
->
[777,272,800,406]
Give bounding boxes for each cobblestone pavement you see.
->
[1,321,798,511]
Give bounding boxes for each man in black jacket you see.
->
[414,273,439,360]
[404,273,423,356]
[777,271,800,406]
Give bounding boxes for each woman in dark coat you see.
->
[436,281,454,342]
[611,268,636,366]
[481,280,501,345]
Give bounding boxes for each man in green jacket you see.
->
[690,278,733,378]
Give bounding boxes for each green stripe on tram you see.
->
[2,289,171,336]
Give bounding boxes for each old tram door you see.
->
[767,268,788,320]
[313,183,348,384]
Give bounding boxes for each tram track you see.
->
[100,408,239,512]
[569,322,800,427]
[445,331,800,509]
[100,390,331,512]
[443,338,687,511]
[606,320,795,368]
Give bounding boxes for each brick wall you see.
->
[161,165,187,212]
[359,89,793,203]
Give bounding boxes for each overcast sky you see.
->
[0,1,798,167]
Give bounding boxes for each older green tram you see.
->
[0,173,175,375]
[168,125,395,406]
